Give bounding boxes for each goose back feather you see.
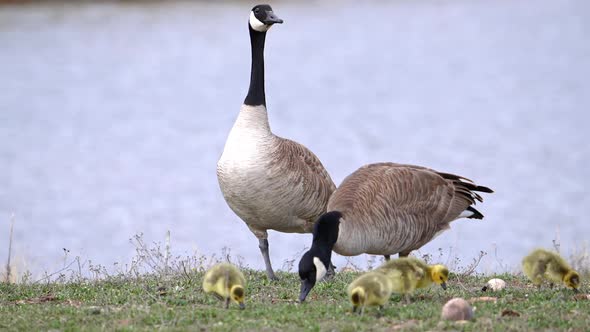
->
[329,162,492,256]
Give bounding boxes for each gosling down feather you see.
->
[522,248,580,292]
[376,257,449,303]
[216,4,335,281]
[347,271,393,315]
[202,263,247,309]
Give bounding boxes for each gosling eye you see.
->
[440,276,444,281]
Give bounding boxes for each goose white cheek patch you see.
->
[313,257,327,281]
[249,12,270,32]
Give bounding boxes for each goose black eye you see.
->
[254,8,260,13]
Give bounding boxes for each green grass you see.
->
[1,270,589,331]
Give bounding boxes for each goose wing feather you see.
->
[330,163,487,254]
[270,137,336,222]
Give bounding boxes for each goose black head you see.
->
[298,211,342,302]
[249,4,283,32]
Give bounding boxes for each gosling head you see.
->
[431,264,449,290]
[564,270,580,292]
[230,285,246,309]
[249,4,283,32]
[350,287,366,313]
[298,211,342,302]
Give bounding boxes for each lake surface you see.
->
[1,0,589,278]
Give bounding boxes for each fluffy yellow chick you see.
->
[522,248,580,292]
[376,257,449,302]
[202,263,246,309]
[347,271,393,315]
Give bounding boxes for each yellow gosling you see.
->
[202,263,246,309]
[377,257,449,303]
[522,248,580,292]
[347,271,392,315]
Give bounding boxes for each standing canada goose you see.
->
[298,211,340,302]
[216,4,336,281]
[298,162,490,300]
[522,248,580,292]
[347,270,393,315]
[202,263,247,309]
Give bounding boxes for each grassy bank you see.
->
[1,268,589,331]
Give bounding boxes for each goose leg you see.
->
[258,238,278,281]
[384,255,391,261]
[326,261,337,279]
[399,251,410,258]
[376,305,384,318]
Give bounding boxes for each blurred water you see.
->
[1,0,589,277]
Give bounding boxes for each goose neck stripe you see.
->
[244,24,267,107]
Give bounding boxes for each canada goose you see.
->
[202,263,247,309]
[298,211,340,302]
[216,4,336,281]
[522,248,580,292]
[297,163,489,299]
[347,270,393,315]
[327,163,492,259]
[377,257,448,303]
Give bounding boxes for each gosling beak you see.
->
[299,279,313,303]
[263,11,283,24]
[441,282,447,290]
[239,302,246,310]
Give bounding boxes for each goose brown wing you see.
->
[269,137,336,221]
[329,163,453,227]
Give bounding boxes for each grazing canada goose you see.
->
[522,248,580,292]
[298,211,340,302]
[216,4,336,281]
[347,270,393,315]
[297,162,488,300]
[202,263,247,309]
[376,257,449,303]
[327,162,493,260]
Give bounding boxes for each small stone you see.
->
[483,278,506,291]
[441,298,474,321]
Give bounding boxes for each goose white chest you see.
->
[217,105,273,177]
[217,105,302,230]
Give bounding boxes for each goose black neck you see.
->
[244,25,267,107]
